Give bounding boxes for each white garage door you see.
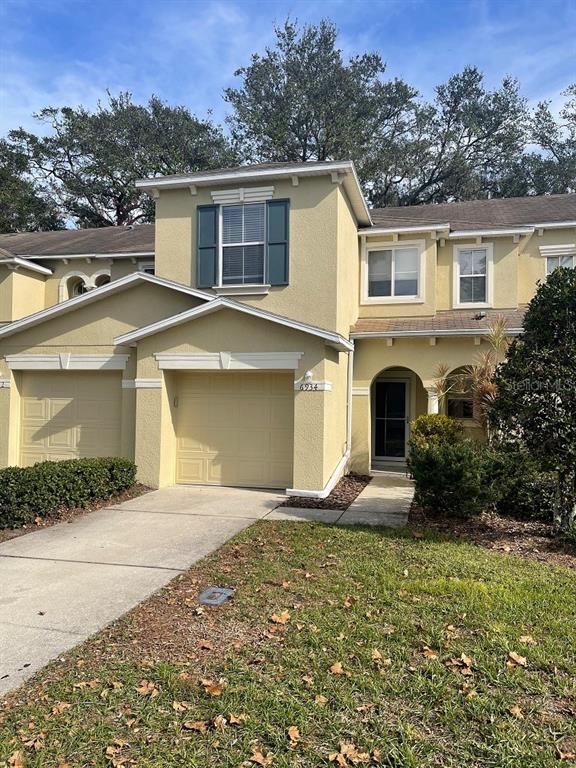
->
[175,372,293,488]
[20,371,122,466]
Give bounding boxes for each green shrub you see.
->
[408,440,495,518]
[0,457,137,529]
[409,414,464,450]
[490,449,557,522]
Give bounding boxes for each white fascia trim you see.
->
[115,297,354,351]
[136,161,356,190]
[528,221,576,230]
[351,327,523,339]
[286,450,350,499]
[352,386,370,395]
[136,161,372,226]
[0,257,53,275]
[23,251,155,261]
[0,379,10,388]
[5,353,130,371]
[448,227,533,239]
[0,272,214,340]
[360,223,450,236]
[155,351,304,370]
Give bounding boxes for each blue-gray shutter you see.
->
[266,200,289,285]
[197,205,218,288]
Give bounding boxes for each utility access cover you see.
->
[198,587,235,606]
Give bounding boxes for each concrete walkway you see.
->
[267,474,414,527]
[0,486,283,696]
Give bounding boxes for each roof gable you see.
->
[114,296,353,351]
[0,272,213,339]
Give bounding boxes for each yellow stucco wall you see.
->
[154,177,347,332]
[350,335,491,473]
[133,308,340,491]
[0,270,46,324]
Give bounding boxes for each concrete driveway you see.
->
[0,486,283,696]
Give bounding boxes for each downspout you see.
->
[345,344,354,459]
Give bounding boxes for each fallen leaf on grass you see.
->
[52,701,71,715]
[302,674,314,686]
[198,639,214,650]
[287,725,300,745]
[314,694,328,706]
[229,712,248,725]
[507,651,527,669]
[22,732,45,751]
[200,678,226,697]
[343,596,356,609]
[509,704,524,719]
[329,742,371,766]
[329,662,344,675]
[136,680,158,697]
[73,679,100,690]
[8,751,25,768]
[213,715,227,730]
[270,610,290,625]
[172,700,189,712]
[183,720,208,732]
[249,745,274,765]
[422,646,439,660]
[519,635,537,646]
[556,742,576,761]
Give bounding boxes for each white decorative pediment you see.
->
[5,354,130,371]
[210,187,275,204]
[154,351,303,370]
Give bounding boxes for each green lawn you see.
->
[1,522,575,767]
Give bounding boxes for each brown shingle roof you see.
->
[368,193,576,230]
[0,224,155,257]
[351,306,527,336]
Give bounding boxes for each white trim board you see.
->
[115,296,354,352]
[5,354,130,371]
[0,272,214,340]
[211,187,274,204]
[121,379,162,389]
[155,351,304,370]
[286,450,350,499]
[0,379,10,388]
[0,257,53,276]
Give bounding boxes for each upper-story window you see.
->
[546,254,574,275]
[453,244,493,307]
[364,241,424,303]
[139,262,155,275]
[197,199,289,292]
[221,203,265,285]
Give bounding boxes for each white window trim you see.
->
[58,269,111,302]
[361,239,426,305]
[215,202,267,290]
[540,244,576,276]
[452,243,494,309]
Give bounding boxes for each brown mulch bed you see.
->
[0,483,152,544]
[410,505,576,570]
[281,472,372,510]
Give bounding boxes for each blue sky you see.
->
[1,0,575,137]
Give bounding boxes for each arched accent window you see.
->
[93,271,111,288]
[59,271,90,302]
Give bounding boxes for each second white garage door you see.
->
[20,371,122,466]
[175,372,294,488]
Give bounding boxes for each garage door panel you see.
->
[20,372,122,466]
[176,372,294,488]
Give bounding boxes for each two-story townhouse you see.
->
[0,161,574,498]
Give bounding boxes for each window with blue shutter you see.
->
[266,199,289,286]
[197,205,218,288]
[197,199,289,288]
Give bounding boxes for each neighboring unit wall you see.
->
[518,228,576,304]
[0,270,46,324]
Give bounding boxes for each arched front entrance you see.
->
[371,366,427,468]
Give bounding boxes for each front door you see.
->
[373,380,408,461]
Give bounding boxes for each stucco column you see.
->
[133,374,176,488]
[426,387,440,415]
[349,386,371,475]
[290,388,328,493]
